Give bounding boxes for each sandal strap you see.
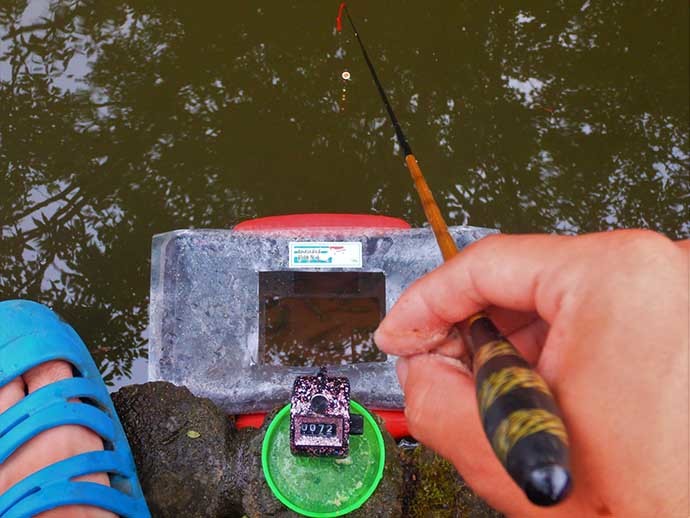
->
[0,450,125,515]
[0,330,92,388]
[0,401,115,464]
[0,377,110,440]
[2,481,151,518]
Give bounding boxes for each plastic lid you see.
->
[261,400,385,517]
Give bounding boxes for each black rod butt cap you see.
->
[524,465,572,506]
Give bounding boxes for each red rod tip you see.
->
[336,2,347,32]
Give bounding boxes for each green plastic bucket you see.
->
[261,400,386,517]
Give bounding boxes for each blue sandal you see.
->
[0,300,150,517]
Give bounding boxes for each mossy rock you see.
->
[113,382,243,517]
[113,382,501,517]
[398,444,503,518]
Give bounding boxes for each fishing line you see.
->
[335,2,351,112]
[336,3,411,155]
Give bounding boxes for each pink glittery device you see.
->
[290,367,363,457]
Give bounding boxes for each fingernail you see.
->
[396,357,409,388]
[373,323,387,348]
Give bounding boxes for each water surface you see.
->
[1,1,687,384]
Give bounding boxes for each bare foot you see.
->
[0,361,116,518]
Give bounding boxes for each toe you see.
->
[36,505,117,518]
[0,377,25,414]
[23,360,74,393]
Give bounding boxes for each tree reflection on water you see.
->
[1,0,687,383]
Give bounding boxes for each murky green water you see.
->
[1,1,688,385]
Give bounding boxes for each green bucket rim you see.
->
[261,400,386,517]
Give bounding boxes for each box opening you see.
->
[259,271,387,367]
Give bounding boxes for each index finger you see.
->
[375,233,575,356]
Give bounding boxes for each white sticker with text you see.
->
[289,242,362,268]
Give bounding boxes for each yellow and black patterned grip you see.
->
[464,314,572,506]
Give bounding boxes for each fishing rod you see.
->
[337,3,572,506]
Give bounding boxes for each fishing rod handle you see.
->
[459,313,572,506]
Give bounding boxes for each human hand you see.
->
[375,230,689,517]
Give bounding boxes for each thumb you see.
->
[400,353,555,516]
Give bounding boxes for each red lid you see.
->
[234,214,410,231]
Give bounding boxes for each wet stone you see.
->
[112,382,242,517]
[398,444,503,518]
[113,381,501,517]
